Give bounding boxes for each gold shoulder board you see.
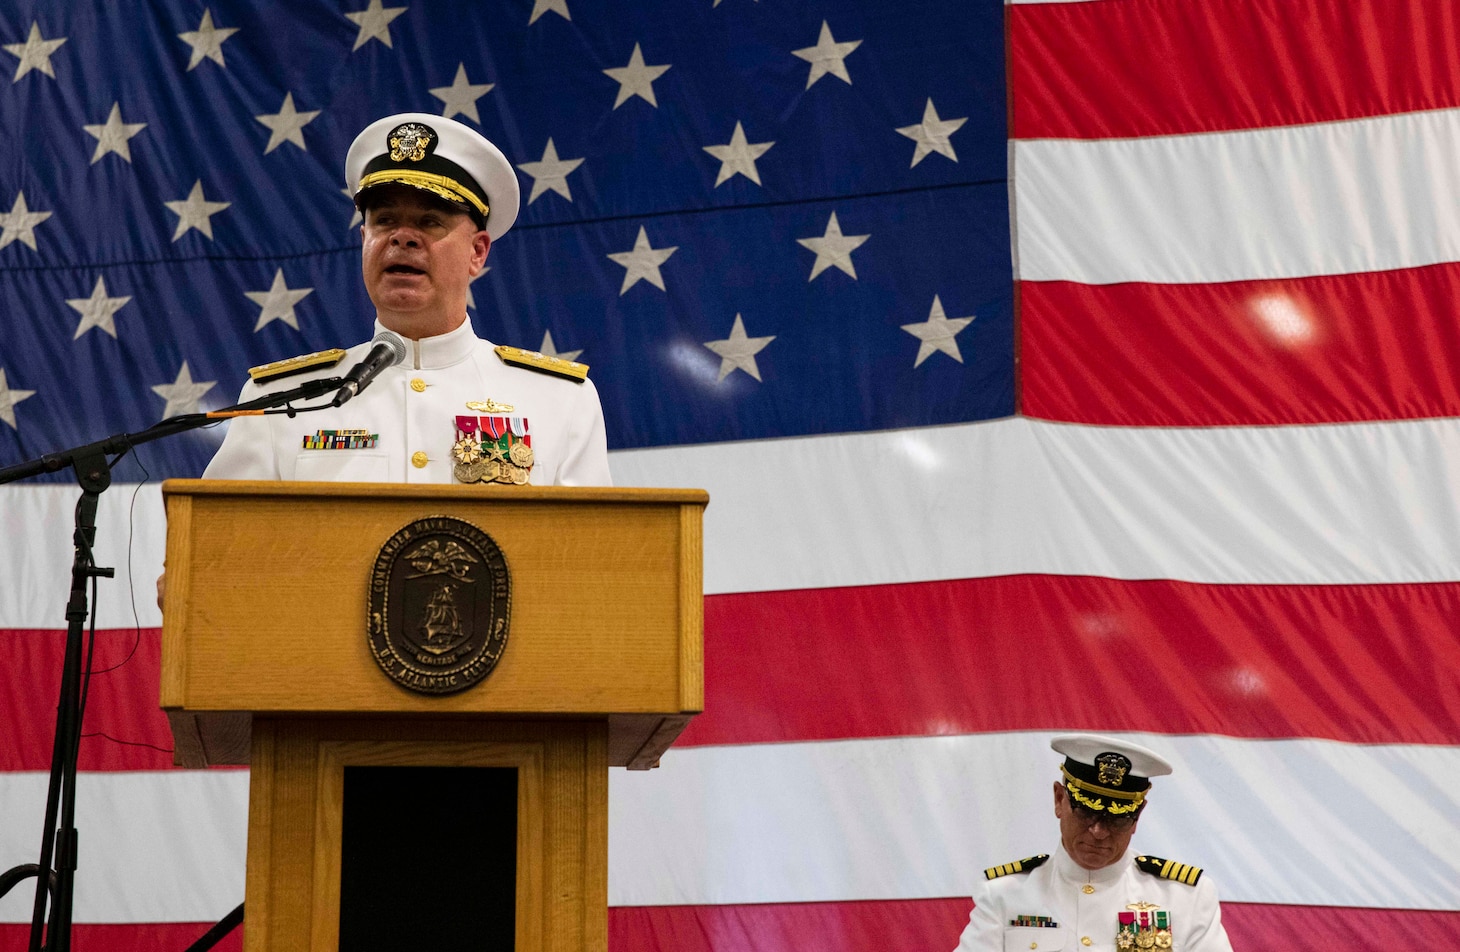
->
[495,345,589,382]
[1135,855,1203,886]
[983,854,1049,880]
[248,348,348,384]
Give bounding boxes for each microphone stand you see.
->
[0,374,343,952]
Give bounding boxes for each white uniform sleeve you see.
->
[953,881,1002,951]
[555,376,612,487]
[1184,877,1234,952]
[201,379,281,480]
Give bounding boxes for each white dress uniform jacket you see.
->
[204,319,612,486]
[955,847,1233,952]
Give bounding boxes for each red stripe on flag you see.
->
[9,569,1460,772]
[1,902,1453,951]
[0,923,241,951]
[13,576,1459,770]
[677,576,1460,748]
[1019,266,1460,426]
[0,629,175,772]
[608,900,1460,951]
[1009,0,1460,139]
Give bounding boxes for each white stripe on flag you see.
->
[1,734,1454,923]
[608,732,1460,909]
[9,415,1460,627]
[1015,107,1460,284]
[0,769,248,924]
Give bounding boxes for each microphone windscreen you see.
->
[372,331,408,365]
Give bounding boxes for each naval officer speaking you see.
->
[202,112,612,487]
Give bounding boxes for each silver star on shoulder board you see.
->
[4,21,66,82]
[67,276,132,340]
[901,295,974,367]
[704,314,774,382]
[83,103,146,164]
[703,122,774,187]
[517,138,584,204]
[164,180,231,241]
[0,368,36,431]
[607,226,677,295]
[246,269,314,332]
[603,43,670,109]
[896,98,967,167]
[152,362,217,419]
[529,0,571,24]
[792,21,860,89]
[0,191,53,252]
[255,92,320,154]
[178,9,238,70]
[539,330,582,363]
[430,62,493,122]
[346,0,407,50]
[797,211,869,281]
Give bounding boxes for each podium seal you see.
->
[368,516,511,695]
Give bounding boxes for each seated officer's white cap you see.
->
[345,113,520,241]
[1051,734,1172,816]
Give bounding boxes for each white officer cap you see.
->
[345,113,521,241]
[1051,734,1173,816]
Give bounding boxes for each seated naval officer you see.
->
[954,735,1234,952]
[203,112,611,487]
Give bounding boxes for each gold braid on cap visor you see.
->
[357,170,489,217]
[1062,766,1146,815]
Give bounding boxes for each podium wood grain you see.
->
[160,480,707,768]
[160,481,702,952]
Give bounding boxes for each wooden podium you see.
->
[159,480,708,952]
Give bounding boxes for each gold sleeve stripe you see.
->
[1158,859,1202,885]
[983,855,1049,880]
[1137,855,1203,886]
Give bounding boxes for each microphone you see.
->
[332,332,408,407]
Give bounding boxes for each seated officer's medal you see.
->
[454,412,533,485]
[1117,905,1169,951]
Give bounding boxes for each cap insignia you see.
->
[388,122,436,162]
[1096,752,1131,786]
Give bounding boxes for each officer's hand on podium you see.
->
[156,568,166,612]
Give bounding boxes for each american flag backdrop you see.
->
[2,0,1460,949]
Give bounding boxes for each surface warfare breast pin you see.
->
[453,414,533,484]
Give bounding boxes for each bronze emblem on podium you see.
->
[368,516,510,694]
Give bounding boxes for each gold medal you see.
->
[481,458,503,483]
[452,437,483,464]
[482,442,505,462]
[509,442,534,467]
[509,462,530,485]
[453,459,487,483]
